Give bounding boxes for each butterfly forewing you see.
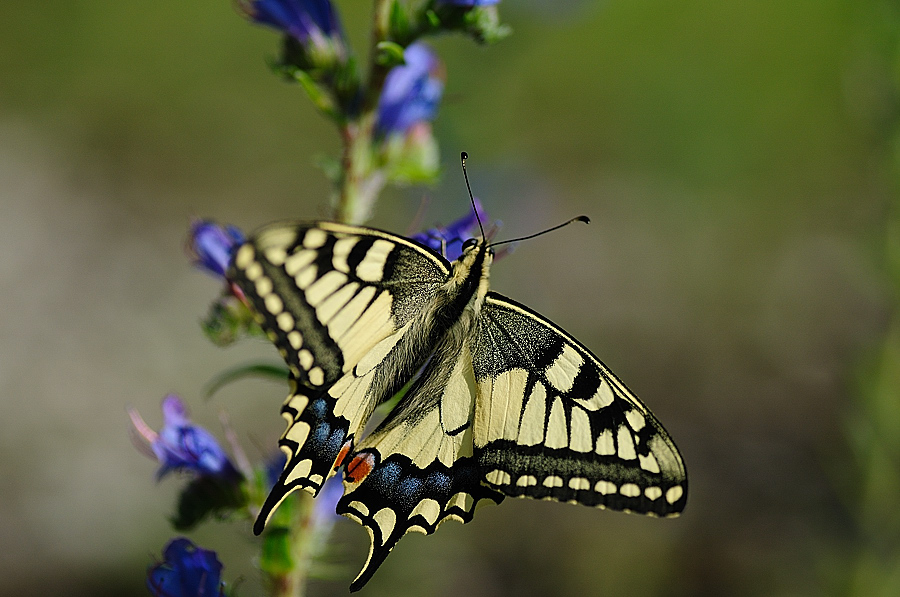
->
[227,222,451,529]
[472,292,687,516]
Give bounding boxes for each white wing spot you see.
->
[645,486,663,501]
[545,344,583,393]
[283,458,312,484]
[518,382,547,446]
[410,498,441,526]
[287,330,303,350]
[595,428,615,455]
[666,485,684,504]
[254,276,273,296]
[516,475,538,487]
[298,349,313,370]
[625,409,646,432]
[276,312,295,332]
[244,261,263,281]
[264,293,283,315]
[545,398,568,449]
[595,480,616,495]
[373,508,397,544]
[295,264,317,290]
[332,237,357,273]
[447,492,475,513]
[639,452,661,474]
[486,470,511,486]
[575,380,615,411]
[265,247,288,266]
[303,228,327,249]
[234,245,255,270]
[348,500,369,517]
[286,394,308,412]
[305,270,346,307]
[308,366,325,386]
[616,425,637,460]
[356,239,393,282]
[284,250,316,277]
[284,422,310,450]
[568,477,590,491]
[569,407,593,453]
[620,483,641,498]
[542,475,564,488]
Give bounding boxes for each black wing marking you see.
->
[472,292,687,517]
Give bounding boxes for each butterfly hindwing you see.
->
[472,292,687,516]
[336,341,504,592]
[227,222,451,529]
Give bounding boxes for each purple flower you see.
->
[187,220,245,279]
[412,199,487,261]
[437,0,500,4]
[239,0,343,49]
[376,43,444,137]
[129,395,240,481]
[147,537,225,597]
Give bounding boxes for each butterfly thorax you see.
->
[360,242,492,434]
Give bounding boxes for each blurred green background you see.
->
[1,0,897,595]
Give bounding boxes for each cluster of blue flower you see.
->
[135,1,504,593]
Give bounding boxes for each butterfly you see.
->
[227,196,687,591]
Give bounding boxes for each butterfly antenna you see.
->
[489,215,590,249]
[460,151,486,241]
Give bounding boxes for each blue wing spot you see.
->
[308,399,328,418]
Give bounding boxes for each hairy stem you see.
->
[332,0,394,225]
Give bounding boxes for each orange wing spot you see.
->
[333,440,353,470]
[345,452,376,483]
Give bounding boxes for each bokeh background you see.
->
[2,0,898,595]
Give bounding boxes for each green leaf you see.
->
[291,68,341,122]
[204,363,290,399]
[375,41,406,68]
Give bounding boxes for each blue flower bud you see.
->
[187,220,245,279]
[130,395,240,481]
[376,43,444,137]
[412,199,488,261]
[437,0,500,4]
[147,537,225,597]
[239,0,344,51]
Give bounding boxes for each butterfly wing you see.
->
[473,292,687,516]
[336,337,504,592]
[227,222,451,529]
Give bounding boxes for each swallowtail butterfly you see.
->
[228,169,687,591]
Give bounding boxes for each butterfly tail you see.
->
[254,385,356,535]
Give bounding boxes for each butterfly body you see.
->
[228,221,686,591]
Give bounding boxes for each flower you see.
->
[147,537,225,597]
[187,220,245,279]
[239,0,342,47]
[311,474,344,529]
[376,43,444,137]
[129,395,240,481]
[411,199,488,261]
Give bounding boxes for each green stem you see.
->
[267,492,314,597]
[332,0,394,225]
